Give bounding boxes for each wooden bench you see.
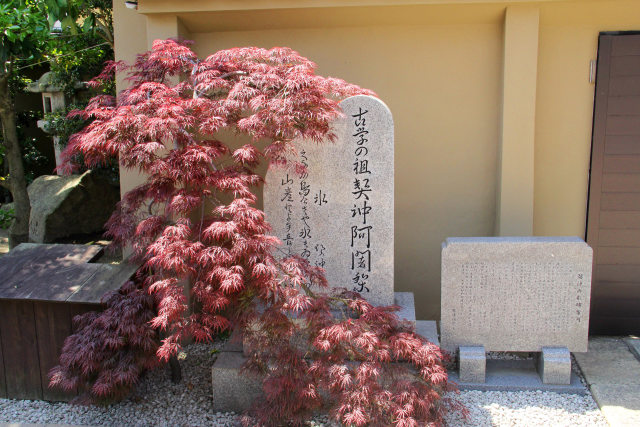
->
[0,243,139,401]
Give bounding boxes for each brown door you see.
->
[587,33,640,335]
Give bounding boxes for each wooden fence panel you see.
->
[0,300,43,400]
[35,302,74,401]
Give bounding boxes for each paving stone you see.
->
[624,336,640,362]
[574,337,640,386]
[574,337,640,426]
[590,384,640,427]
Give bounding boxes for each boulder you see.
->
[28,170,120,243]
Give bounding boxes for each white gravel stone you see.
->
[0,342,607,426]
[445,390,608,427]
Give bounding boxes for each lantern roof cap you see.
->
[26,72,85,93]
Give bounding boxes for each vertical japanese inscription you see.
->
[440,237,593,353]
[299,151,312,259]
[351,107,372,293]
[280,173,295,254]
[264,95,395,307]
[278,151,329,265]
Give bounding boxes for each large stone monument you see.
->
[211,95,437,412]
[440,236,593,392]
[263,94,394,307]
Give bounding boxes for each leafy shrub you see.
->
[49,279,159,404]
[0,111,49,186]
[42,105,88,149]
[52,39,463,425]
[0,206,14,229]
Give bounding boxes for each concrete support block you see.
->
[211,351,262,412]
[395,292,416,324]
[415,320,439,347]
[537,346,571,385]
[459,345,486,383]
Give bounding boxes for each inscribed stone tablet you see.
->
[263,95,394,306]
[440,237,592,353]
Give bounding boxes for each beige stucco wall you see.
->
[191,24,502,320]
[113,0,147,197]
[534,1,640,236]
[114,0,640,320]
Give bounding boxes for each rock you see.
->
[28,170,119,243]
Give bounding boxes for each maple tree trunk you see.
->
[168,355,182,383]
[0,74,31,248]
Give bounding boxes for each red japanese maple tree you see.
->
[50,39,461,426]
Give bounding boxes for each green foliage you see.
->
[0,1,50,70]
[42,104,119,182]
[5,111,48,183]
[0,111,48,182]
[1,0,114,181]
[45,0,113,47]
[0,206,15,229]
[43,105,87,148]
[50,41,113,97]
[47,0,115,97]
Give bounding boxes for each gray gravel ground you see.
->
[0,342,608,426]
[444,390,607,426]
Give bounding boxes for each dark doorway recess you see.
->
[587,33,640,335]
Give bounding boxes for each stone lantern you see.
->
[27,72,84,174]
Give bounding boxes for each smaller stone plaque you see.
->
[440,237,592,353]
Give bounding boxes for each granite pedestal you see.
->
[537,347,572,385]
[459,346,486,383]
[211,292,431,412]
[448,359,586,394]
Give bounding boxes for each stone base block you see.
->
[449,359,586,394]
[211,351,262,413]
[415,320,439,346]
[235,291,418,356]
[213,292,425,413]
[459,345,486,383]
[222,328,244,353]
[537,346,571,385]
[394,292,416,324]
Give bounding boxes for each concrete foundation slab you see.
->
[449,359,586,394]
[574,337,640,426]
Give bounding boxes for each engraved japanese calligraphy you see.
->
[440,237,593,353]
[264,95,394,306]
